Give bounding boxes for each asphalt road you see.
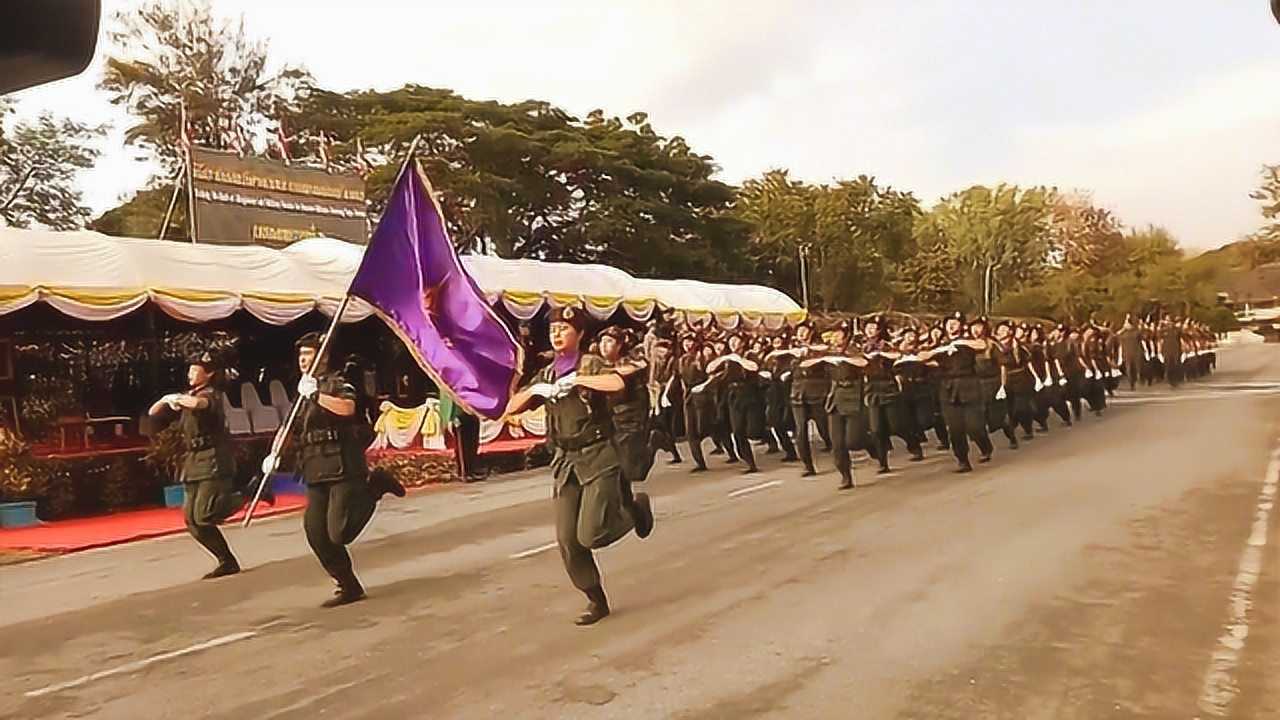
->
[4,344,1280,720]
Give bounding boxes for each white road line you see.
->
[1197,447,1280,717]
[509,541,558,559]
[25,631,258,699]
[728,480,783,498]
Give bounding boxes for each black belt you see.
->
[556,429,608,452]
[303,429,341,445]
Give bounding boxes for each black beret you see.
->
[295,332,324,351]
[548,305,589,332]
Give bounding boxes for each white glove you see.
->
[780,372,792,382]
[297,375,319,399]
[1034,379,1044,392]
[1059,377,1068,387]
[260,454,278,476]
[995,386,1007,400]
[163,393,183,410]
[945,344,958,355]
[1084,369,1094,379]
[660,393,672,409]
[553,374,578,398]
[527,383,558,399]
[1111,368,1122,378]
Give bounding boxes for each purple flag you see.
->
[349,161,522,420]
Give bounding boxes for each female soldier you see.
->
[148,351,264,580]
[1002,323,1037,441]
[894,326,935,451]
[679,333,715,473]
[974,317,1017,450]
[504,306,654,626]
[763,332,799,462]
[598,326,656,484]
[797,320,869,490]
[862,316,923,472]
[789,321,834,476]
[918,313,993,473]
[921,324,952,450]
[1080,327,1108,416]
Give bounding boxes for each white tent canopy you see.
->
[0,228,805,328]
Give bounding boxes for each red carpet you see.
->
[0,495,307,553]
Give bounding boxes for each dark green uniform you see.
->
[681,355,715,471]
[863,340,923,469]
[1160,325,1184,387]
[1055,339,1085,420]
[605,361,655,484]
[179,385,241,567]
[295,373,378,589]
[722,358,763,473]
[533,354,637,595]
[935,340,993,470]
[1003,341,1036,439]
[825,356,869,487]
[764,354,798,461]
[977,343,1016,448]
[790,351,833,475]
[1117,326,1143,391]
[897,352,943,450]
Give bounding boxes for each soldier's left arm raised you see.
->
[316,378,357,417]
[573,354,625,393]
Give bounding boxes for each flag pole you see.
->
[243,133,424,527]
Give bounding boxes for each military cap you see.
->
[187,349,221,371]
[295,331,325,351]
[549,305,589,332]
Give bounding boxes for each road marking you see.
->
[728,480,783,498]
[509,541,558,559]
[1197,447,1280,717]
[25,631,258,698]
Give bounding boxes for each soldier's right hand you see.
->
[261,454,278,476]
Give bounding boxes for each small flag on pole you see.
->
[348,154,522,420]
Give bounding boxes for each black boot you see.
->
[955,460,973,474]
[575,586,611,626]
[247,476,276,507]
[321,572,367,608]
[632,492,654,539]
[202,558,241,580]
[369,468,407,498]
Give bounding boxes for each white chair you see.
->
[269,379,293,421]
[221,392,253,435]
[241,383,280,435]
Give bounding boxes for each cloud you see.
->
[1001,60,1280,249]
[5,0,1278,253]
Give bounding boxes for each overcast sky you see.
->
[10,0,1280,252]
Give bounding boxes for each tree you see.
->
[733,171,920,311]
[918,184,1053,314]
[99,0,309,169]
[91,184,188,240]
[1242,164,1280,267]
[0,99,105,229]
[1047,191,1126,275]
[898,221,963,312]
[290,86,752,280]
